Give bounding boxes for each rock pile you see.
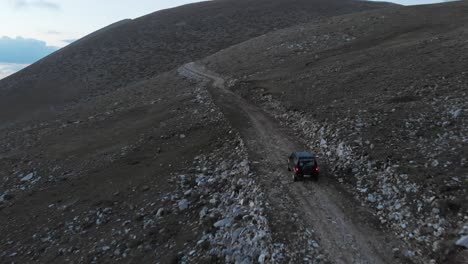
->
[177,139,278,263]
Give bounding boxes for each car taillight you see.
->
[315,167,319,172]
[295,167,299,172]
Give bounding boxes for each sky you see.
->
[0,0,457,79]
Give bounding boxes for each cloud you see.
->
[0,36,59,64]
[62,39,77,44]
[0,63,29,80]
[46,30,61,35]
[13,0,60,10]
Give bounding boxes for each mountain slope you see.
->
[3,0,467,263]
[200,1,468,262]
[1,1,403,263]
[0,0,395,123]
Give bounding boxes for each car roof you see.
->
[294,151,315,158]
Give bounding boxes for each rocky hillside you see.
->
[0,0,394,123]
[1,0,403,263]
[2,0,467,263]
[201,1,468,262]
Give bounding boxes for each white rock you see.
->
[403,250,415,258]
[231,228,243,242]
[357,188,368,193]
[178,199,189,210]
[320,138,327,148]
[451,109,462,118]
[199,207,208,218]
[432,241,440,252]
[337,142,346,158]
[240,159,249,167]
[156,208,164,217]
[102,246,110,251]
[310,240,320,248]
[258,253,267,264]
[21,173,34,182]
[179,175,187,183]
[213,218,233,228]
[455,236,468,248]
[367,194,377,203]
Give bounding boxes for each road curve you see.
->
[179,62,404,264]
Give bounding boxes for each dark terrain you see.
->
[1,0,467,263]
[201,1,468,262]
[0,0,392,123]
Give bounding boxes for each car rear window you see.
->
[299,159,316,167]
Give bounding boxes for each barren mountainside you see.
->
[1,0,467,263]
[201,1,468,262]
[0,0,393,123]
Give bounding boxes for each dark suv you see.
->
[288,151,319,181]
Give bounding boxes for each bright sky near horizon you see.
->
[0,0,455,79]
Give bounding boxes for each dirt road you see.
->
[179,62,405,263]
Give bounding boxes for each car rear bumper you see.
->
[298,173,319,178]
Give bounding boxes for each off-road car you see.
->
[287,151,319,182]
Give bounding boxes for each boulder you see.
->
[178,199,189,210]
[455,236,468,248]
